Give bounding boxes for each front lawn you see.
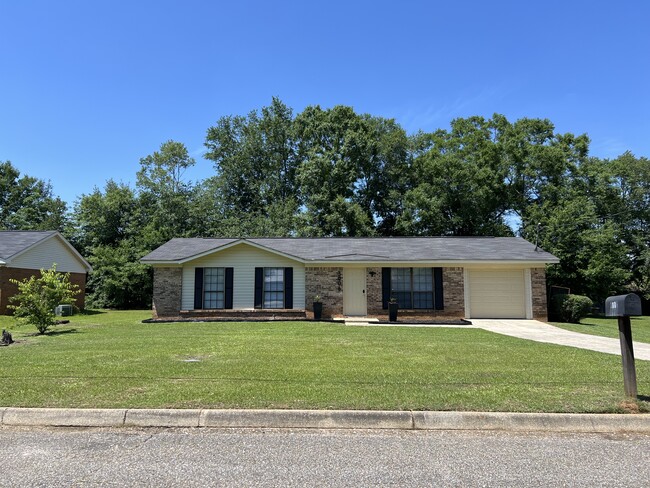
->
[551,316,650,344]
[1,311,648,413]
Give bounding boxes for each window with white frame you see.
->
[203,267,225,309]
[263,267,284,309]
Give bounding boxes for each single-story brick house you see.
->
[0,231,92,314]
[141,237,559,321]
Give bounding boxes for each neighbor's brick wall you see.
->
[0,266,86,315]
[305,267,343,318]
[152,267,182,319]
[531,267,548,321]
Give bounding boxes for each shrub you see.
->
[550,294,593,323]
[8,266,80,334]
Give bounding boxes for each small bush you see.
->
[8,266,80,334]
[551,294,593,323]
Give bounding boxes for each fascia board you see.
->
[305,259,559,267]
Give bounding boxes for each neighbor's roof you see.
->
[0,230,92,270]
[141,237,559,264]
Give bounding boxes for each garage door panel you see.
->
[469,270,526,319]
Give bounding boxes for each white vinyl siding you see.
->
[468,269,527,318]
[181,243,305,310]
[10,235,87,273]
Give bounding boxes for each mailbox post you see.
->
[605,294,642,397]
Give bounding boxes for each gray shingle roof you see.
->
[141,237,559,263]
[0,231,57,260]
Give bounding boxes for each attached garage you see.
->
[467,269,528,319]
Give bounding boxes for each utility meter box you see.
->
[605,294,642,317]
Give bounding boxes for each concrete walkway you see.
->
[471,319,650,361]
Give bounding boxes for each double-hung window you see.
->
[390,268,434,309]
[203,267,225,309]
[263,267,284,309]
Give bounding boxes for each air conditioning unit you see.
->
[55,304,74,316]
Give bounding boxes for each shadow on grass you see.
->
[42,328,79,337]
[80,309,107,316]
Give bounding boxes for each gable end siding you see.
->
[181,244,305,310]
[10,236,87,274]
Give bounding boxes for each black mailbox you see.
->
[605,294,642,317]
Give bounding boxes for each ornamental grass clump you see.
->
[8,265,80,334]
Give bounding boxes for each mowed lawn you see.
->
[1,311,649,413]
[552,316,650,344]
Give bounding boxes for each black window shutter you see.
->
[381,267,391,310]
[224,267,234,309]
[254,267,263,309]
[284,267,293,309]
[194,268,204,310]
[434,267,444,310]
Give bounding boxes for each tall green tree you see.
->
[71,180,151,308]
[294,105,411,236]
[70,180,140,255]
[399,116,512,236]
[136,140,196,247]
[204,97,299,236]
[0,161,67,231]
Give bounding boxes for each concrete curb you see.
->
[199,409,413,429]
[3,408,126,427]
[1,408,649,433]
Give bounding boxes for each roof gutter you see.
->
[142,258,560,266]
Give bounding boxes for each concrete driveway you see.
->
[471,319,650,361]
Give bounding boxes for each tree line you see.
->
[2,98,648,308]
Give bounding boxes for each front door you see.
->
[343,268,367,316]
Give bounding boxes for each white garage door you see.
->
[468,269,526,318]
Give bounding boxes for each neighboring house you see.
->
[141,237,559,321]
[0,231,92,314]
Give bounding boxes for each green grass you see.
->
[1,310,649,413]
[551,316,650,344]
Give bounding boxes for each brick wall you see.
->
[0,266,86,315]
[366,267,383,315]
[442,267,465,316]
[152,267,182,319]
[305,266,466,319]
[305,267,343,318]
[531,267,548,321]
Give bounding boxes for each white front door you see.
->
[343,268,367,316]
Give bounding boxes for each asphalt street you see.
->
[1,427,649,487]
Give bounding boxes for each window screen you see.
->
[263,268,284,309]
[204,267,225,309]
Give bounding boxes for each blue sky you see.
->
[1,0,648,206]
